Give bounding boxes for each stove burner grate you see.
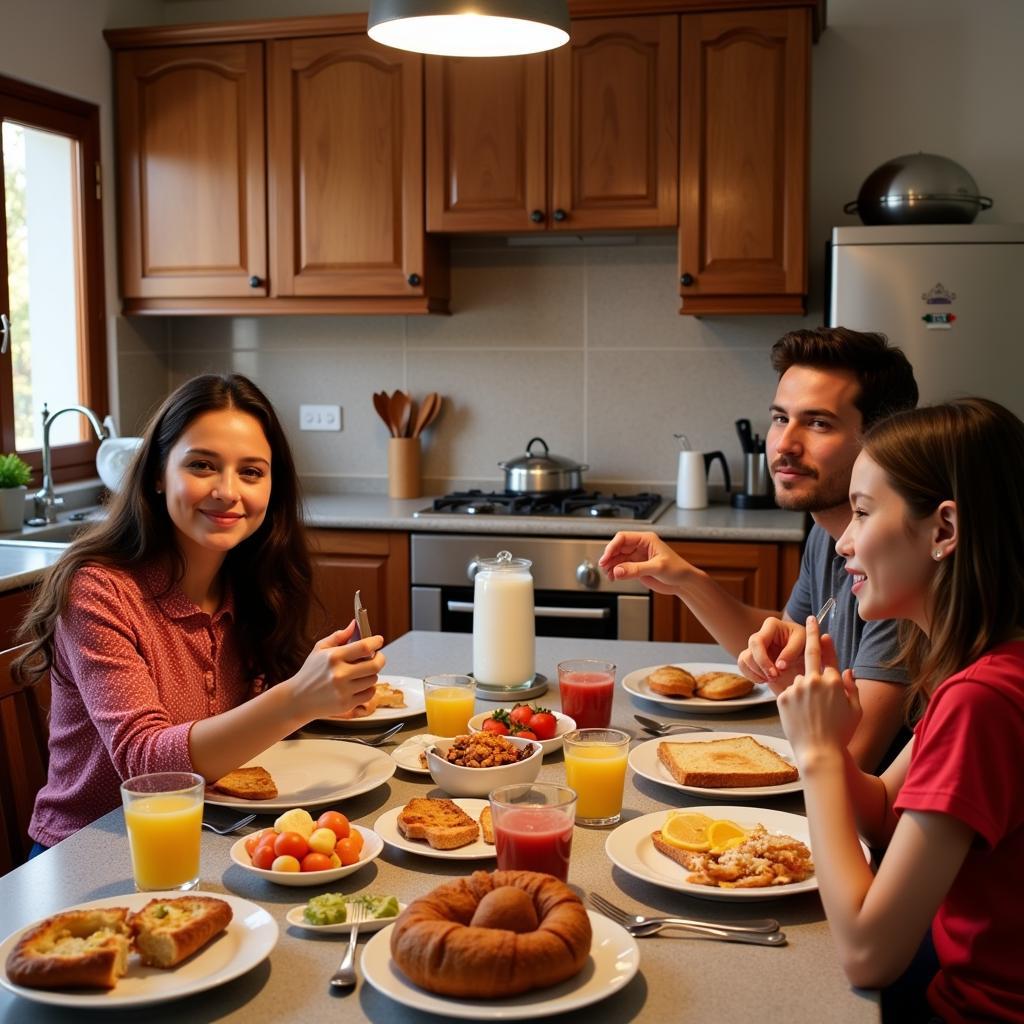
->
[430,489,664,520]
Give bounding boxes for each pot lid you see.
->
[498,437,587,473]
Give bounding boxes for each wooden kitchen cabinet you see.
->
[678,8,810,314]
[115,44,268,300]
[307,530,410,643]
[426,15,678,233]
[0,587,33,650]
[651,540,802,644]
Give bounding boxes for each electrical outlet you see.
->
[300,404,342,431]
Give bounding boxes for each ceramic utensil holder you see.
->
[388,437,421,499]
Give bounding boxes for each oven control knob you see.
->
[576,561,600,589]
[467,559,482,582]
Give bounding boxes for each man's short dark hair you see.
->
[770,327,919,429]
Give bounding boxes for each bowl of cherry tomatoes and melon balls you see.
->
[229,807,383,887]
[467,703,576,756]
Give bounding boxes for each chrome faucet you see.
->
[28,404,108,526]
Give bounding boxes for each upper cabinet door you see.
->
[679,9,810,314]
[425,55,547,233]
[550,16,679,231]
[268,36,425,297]
[115,44,267,298]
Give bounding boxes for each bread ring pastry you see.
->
[390,870,592,998]
[694,672,754,701]
[646,665,697,697]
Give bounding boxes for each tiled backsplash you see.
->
[115,237,809,495]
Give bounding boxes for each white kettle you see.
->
[674,435,732,510]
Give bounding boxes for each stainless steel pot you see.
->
[844,152,993,225]
[499,437,588,495]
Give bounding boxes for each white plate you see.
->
[285,901,407,934]
[390,734,438,775]
[361,911,638,1019]
[622,662,776,713]
[0,890,277,1009]
[204,739,395,811]
[467,709,576,756]
[229,825,383,886]
[316,675,426,726]
[373,798,496,860]
[606,806,870,901]
[628,732,803,799]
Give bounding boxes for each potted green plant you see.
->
[0,453,32,532]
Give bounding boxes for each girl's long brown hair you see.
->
[16,373,313,686]
[862,398,1024,713]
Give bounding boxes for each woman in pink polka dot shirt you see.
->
[15,373,384,849]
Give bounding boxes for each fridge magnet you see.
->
[922,312,956,330]
[922,282,956,304]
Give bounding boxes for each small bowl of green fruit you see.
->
[285,893,404,933]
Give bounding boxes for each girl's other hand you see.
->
[777,616,862,763]
[287,620,386,721]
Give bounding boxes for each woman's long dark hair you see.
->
[862,398,1024,713]
[16,373,313,686]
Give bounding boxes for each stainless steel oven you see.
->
[410,534,651,641]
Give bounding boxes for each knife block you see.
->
[388,437,421,499]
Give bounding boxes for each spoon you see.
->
[390,390,411,439]
[633,714,712,735]
[419,392,442,433]
[411,392,436,438]
[372,392,394,436]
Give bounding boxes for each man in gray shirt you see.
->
[600,327,918,771]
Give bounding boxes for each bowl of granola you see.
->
[426,733,542,797]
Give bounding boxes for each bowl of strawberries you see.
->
[467,703,576,756]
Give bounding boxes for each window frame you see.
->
[0,73,108,484]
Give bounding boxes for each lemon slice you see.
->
[706,819,748,853]
[659,811,715,852]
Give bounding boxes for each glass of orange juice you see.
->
[562,728,630,826]
[423,674,476,736]
[121,772,204,891]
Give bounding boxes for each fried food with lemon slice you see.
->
[652,812,813,888]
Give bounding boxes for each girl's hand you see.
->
[777,616,862,763]
[738,617,807,692]
[286,620,386,722]
[598,531,691,595]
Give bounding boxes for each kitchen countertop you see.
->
[0,633,877,1023]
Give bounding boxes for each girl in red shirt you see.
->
[770,397,1024,1022]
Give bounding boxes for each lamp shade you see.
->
[367,0,571,57]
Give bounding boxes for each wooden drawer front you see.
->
[116,44,267,298]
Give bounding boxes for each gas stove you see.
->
[413,489,670,524]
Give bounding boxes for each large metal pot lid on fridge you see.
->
[844,152,993,225]
[499,437,588,495]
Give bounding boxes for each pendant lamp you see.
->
[367,1,570,57]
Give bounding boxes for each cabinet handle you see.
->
[249,275,263,288]
[553,208,567,222]
[407,273,422,287]
[530,209,544,223]
[0,313,10,356]
[680,273,695,287]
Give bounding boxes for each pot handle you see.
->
[843,200,859,214]
[525,437,549,456]
[703,451,732,493]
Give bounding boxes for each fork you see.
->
[297,722,405,746]
[329,903,374,988]
[201,812,257,835]
[634,715,712,736]
[588,893,784,944]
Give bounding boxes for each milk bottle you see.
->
[472,551,535,689]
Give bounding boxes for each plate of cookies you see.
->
[315,675,426,727]
[621,662,776,712]
[0,891,277,1008]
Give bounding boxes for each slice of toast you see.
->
[479,805,494,845]
[211,766,278,800]
[374,682,406,708]
[397,798,479,850]
[651,831,701,870]
[130,896,233,968]
[657,736,798,788]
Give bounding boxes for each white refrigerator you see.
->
[828,224,1024,421]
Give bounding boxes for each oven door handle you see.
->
[446,600,610,620]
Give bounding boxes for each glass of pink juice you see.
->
[489,783,577,882]
[557,659,616,729]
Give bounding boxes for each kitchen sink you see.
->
[0,509,106,547]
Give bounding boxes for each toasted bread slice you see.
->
[212,766,278,800]
[397,798,479,850]
[5,908,131,990]
[694,671,754,701]
[130,896,232,968]
[374,682,406,708]
[657,736,798,788]
[480,805,494,845]
[651,831,701,870]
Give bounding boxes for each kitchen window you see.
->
[0,74,107,482]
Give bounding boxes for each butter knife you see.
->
[354,589,371,641]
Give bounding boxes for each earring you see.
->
[933,549,943,560]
